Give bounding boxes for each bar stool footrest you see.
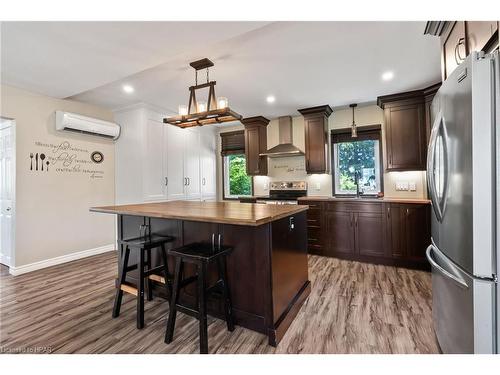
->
[176,304,200,319]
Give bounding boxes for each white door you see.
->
[165,124,186,200]
[200,128,217,200]
[143,118,166,201]
[0,121,14,267]
[183,128,201,200]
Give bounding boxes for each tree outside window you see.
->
[332,127,382,195]
[224,154,252,198]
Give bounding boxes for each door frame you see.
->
[0,117,16,268]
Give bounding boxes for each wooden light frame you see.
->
[164,58,242,128]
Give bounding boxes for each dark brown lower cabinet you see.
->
[301,200,325,255]
[324,210,354,256]
[356,211,386,257]
[299,200,430,270]
[387,203,431,266]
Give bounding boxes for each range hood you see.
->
[260,116,304,158]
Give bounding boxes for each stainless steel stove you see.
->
[255,181,307,205]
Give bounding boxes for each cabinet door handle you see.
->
[355,215,358,227]
[165,177,168,186]
[406,208,409,217]
[184,177,187,186]
[202,177,206,186]
[218,233,222,249]
[387,206,390,219]
[455,37,466,64]
[350,214,353,227]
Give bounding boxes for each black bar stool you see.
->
[112,225,174,329]
[164,242,234,354]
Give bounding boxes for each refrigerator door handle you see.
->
[427,112,443,221]
[426,245,469,289]
[427,110,450,222]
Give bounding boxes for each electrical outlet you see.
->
[408,182,417,191]
[395,182,409,191]
[263,182,269,190]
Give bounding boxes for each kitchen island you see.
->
[90,201,310,346]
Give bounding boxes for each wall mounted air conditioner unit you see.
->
[55,111,121,140]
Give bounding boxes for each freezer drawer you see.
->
[427,243,496,353]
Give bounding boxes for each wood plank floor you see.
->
[0,252,440,354]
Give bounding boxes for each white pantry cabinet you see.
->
[199,127,217,200]
[164,124,186,200]
[113,105,217,204]
[182,127,201,200]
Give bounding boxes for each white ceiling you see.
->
[1,21,441,118]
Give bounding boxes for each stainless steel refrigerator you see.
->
[426,51,499,354]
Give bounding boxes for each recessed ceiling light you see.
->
[381,71,394,81]
[122,84,135,94]
[266,95,276,103]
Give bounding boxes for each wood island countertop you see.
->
[90,200,308,226]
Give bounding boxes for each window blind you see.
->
[220,130,245,155]
[331,124,381,143]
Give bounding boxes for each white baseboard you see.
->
[9,244,115,276]
[0,254,12,267]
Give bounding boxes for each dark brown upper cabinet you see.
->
[443,21,468,81]
[241,116,269,176]
[298,105,333,174]
[377,89,432,171]
[425,21,499,81]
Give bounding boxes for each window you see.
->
[223,154,253,198]
[220,130,253,199]
[331,125,383,196]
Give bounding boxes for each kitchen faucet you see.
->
[354,171,361,198]
[349,166,362,197]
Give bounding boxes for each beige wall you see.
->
[1,85,116,267]
[217,104,427,200]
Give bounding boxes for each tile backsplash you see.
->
[253,156,333,196]
[253,156,427,199]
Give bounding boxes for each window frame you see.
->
[221,153,254,200]
[330,124,384,197]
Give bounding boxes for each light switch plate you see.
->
[315,182,321,191]
[263,182,269,190]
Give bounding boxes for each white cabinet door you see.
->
[143,118,166,201]
[165,124,186,200]
[200,128,217,200]
[183,128,201,200]
[0,125,13,267]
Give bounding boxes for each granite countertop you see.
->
[90,200,308,226]
[298,196,431,204]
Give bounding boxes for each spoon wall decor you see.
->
[40,153,46,171]
[46,160,49,171]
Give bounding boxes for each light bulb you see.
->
[217,97,228,109]
[178,105,188,115]
[198,101,207,112]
